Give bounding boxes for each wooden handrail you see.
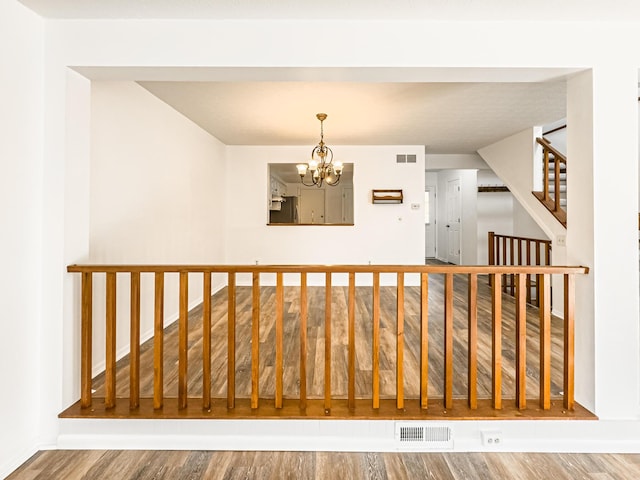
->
[536,137,566,164]
[69,262,588,419]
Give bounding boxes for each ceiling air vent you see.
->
[396,154,417,164]
[395,422,453,450]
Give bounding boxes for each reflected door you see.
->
[446,179,461,264]
[300,189,325,224]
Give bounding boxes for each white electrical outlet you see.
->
[481,430,503,446]
[557,235,566,246]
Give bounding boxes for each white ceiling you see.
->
[19,1,576,153]
[138,81,566,153]
[17,0,640,21]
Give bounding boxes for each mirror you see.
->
[268,163,354,225]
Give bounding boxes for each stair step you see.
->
[548,173,567,180]
[548,185,567,193]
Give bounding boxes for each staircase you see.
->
[533,137,567,227]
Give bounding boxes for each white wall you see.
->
[0,1,44,477]
[89,81,227,373]
[225,145,425,281]
[476,170,513,264]
[436,169,478,264]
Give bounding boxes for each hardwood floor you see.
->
[88,273,567,405]
[8,450,640,479]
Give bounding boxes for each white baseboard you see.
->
[57,418,640,453]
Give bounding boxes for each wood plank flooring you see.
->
[9,450,640,479]
[74,272,584,418]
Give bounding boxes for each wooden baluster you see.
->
[444,273,454,410]
[502,236,508,294]
[488,232,495,286]
[325,272,332,413]
[372,271,380,409]
[154,272,164,409]
[420,272,429,410]
[543,147,550,201]
[518,239,523,268]
[178,272,188,409]
[130,272,140,410]
[467,273,478,410]
[493,236,500,287]
[526,241,532,305]
[554,156,561,211]
[227,272,236,409]
[81,272,93,408]
[105,272,117,409]
[348,272,356,410]
[202,271,212,410]
[396,272,405,410]
[515,273,527,409]
[564,274,575,411]
[509,237,515,295]
[299,272,308,410]
[251,272,260,409]
[275,272,284,409]
[545,242,552,266]
[535,241,542,308]
[491,273,502,410]
[539,273,551,410]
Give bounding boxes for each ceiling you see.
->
[17,0,640,21]
[18,1,577,153]
[138,81,567,154]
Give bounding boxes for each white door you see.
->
[342,186,354,223]
[446,179,461,264]
[424,186,436,259]
[300,189,325,224]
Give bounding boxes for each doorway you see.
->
[446,178,461,264]
[425,186,436,258]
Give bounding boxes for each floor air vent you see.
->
[395,423,453,450]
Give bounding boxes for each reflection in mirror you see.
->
[268,163,354,225]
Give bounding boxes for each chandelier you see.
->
[296,113,343,187]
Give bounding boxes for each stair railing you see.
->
[488,232,552,307]
[534,137,567,227]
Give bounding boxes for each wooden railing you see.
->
[533,137,567,227]
[488,232,551,307]
[66,263,588,420]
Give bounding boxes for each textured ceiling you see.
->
[138,81,567,154]
[18,0,640,21]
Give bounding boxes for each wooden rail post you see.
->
[444,273,454,410]
[491,273,502,410]
[515,273,527,409]
[539,274,551,410]
[130,272,140,409]
[153,272,164,409]
[564,274,575,411]
[396,272,405,410]
[467,273,478,410]
[275,272,284,409]
[348,272,356,410]
[80,272,93,408]
[105,272,117,409]
[372,271,380,409]
[324,272,332,413]
[251,272,261,409]
[202,271,212,410]
[420,272,429,410]
[178,272,189,409]
[227,272,236,409]
[299,272,308,410]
